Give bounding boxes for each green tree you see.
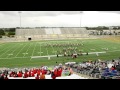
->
[0,29,5,35]
[9,28,15,32]
[8,32,15,35]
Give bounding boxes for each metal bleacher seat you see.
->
[94,73,100,78]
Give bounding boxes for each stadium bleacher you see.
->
[15,27,89,41]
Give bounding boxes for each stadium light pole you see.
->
[80,11,83,28]
[18,11,22,28]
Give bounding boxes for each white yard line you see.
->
[46,45,49,56]
[50,43,56,55]
[30,42,37,61]
[31,42,37,56]
[15,43,28,57]
[57,41,61,53]
[0,44,14,53]
[40,43,41,56]
[0,43,6,47]
[23,43,32,57]
[6,43,22,58]
[0,43,18,58]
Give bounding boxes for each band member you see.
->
[64,52,67,56]
[80,50,83,56]
[57,54,59,57]
[72,51,77,59]
[86,52,88,55]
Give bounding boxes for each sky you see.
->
[0,11,120,28]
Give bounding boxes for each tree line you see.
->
[86,26,120,30]
[0,28,15,38]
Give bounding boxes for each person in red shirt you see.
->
[37,70,40,76]
[31,71,34,77]
[9,72,12,77]
[17,71,22,77]
[51,72,56,79]
[9,71,14,77]
[111,66,115,71]
[57,68,62,77]
[35,74,39,79]
[59,68,62,77]
[1,74,4,79]
[54,69,58,77]
[4,75,8,79]
[14,72,18,77]
[41,69,45,75]
[23,71,28,78]
[29,71,31,77]
[34,69,37,74]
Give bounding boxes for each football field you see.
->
[0,39,120,68]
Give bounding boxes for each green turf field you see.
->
[0,39,120,68]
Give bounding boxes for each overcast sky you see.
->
[0,11,120,28]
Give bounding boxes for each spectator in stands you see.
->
[54,68,58,77]
[111,69,117,76]
[47,70,51,75]
[116,62,120,71]
[37,69,41,76]
[110,66,115,71]
[23,71,28,78]
[41,69,45,75]
[31,71,35,77]
[69,68,73,75]
[28,70,31,77]
[35,74,40,79]
[14,72,18,77]
[0,74,4,79]
[10,71,14,77]
[40,73,45,79]
[51,71,56,79]
[101,67,110,78]
[57,68,62,77]
[33,68,37,74]
[4,75,8,79]
[91,67,100,74]
[17,71,22,77]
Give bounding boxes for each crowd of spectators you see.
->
[1,58,120,79]
[66,59,120,79]
[0,64,73,79]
